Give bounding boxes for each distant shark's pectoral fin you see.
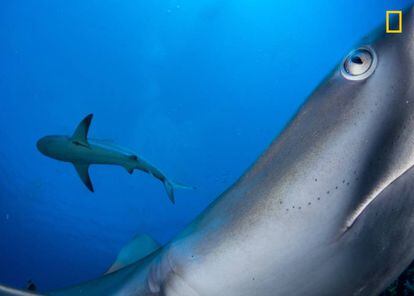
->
[71,114,93,146]
[74,163,94,192]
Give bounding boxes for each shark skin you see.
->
[4,6,414,296]
[0,286,43,296]
[36,114,192,203]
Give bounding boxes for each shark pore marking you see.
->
[36,114,193,204]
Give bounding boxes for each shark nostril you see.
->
[36,139,44,151]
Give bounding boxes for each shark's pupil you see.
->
[351,56,364,64]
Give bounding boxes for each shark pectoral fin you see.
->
[73,163,94,192]
[105,234,160,274]
[71,114,93,146]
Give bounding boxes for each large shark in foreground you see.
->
[36,114,192,203]
[3,6,414,296]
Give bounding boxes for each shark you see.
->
[36,114,191,204]
[3,5,414,296]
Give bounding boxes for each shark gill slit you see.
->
[341,162,414,235]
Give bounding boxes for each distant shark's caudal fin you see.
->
[71,114,93,146]
[163,179,195,204]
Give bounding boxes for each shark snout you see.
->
[36,136,49,156]
[37,135,62,157]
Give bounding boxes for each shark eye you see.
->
[341,47,377,81]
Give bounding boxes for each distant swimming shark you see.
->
[3,6,414,296]
[36,114,191,203]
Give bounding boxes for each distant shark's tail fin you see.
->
[163,179,195,204]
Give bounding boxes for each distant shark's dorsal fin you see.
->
[73,163,94,192]
[71,114,93,146]
[105,234,160,274]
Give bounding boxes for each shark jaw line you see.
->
[146,248,201,296]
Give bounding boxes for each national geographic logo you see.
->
[386,10,402,33]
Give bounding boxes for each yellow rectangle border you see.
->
[386,10,403,33]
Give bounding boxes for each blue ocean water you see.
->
[0,0,413,292]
